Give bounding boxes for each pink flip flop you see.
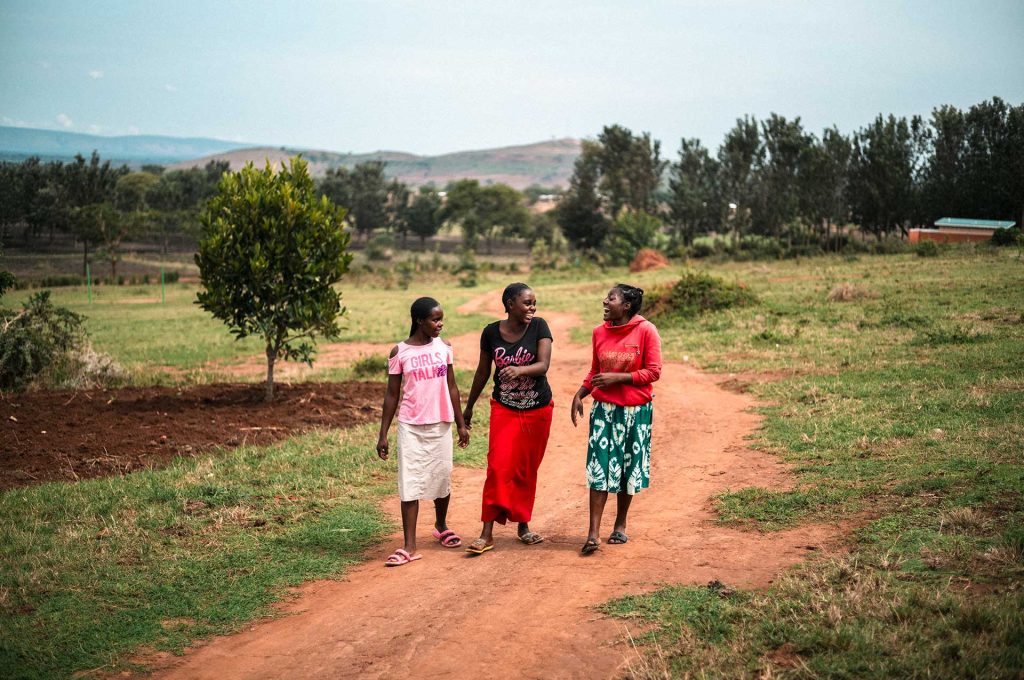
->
[384,548,422,567]
[432,529,462,548]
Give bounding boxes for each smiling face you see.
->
[603,287,630,325]
[506,288,537,324]
[417,307,445,337]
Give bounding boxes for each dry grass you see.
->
[826,282,879,302]
[941,507,987,533]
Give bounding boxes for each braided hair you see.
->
[501,282,532,313]
[409,296,441,336]
[614,283,644,318]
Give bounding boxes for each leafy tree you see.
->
[63,152,128,275]
[441,180,528,252]
[441,179,485,248]
[556,141,610,250]
[78,203,130,279]
[668,138,720,246]
[605,210,668,265]
[404,188,444,246]
[195,157,352,401]
[922,105,967,223]
[83,171,158,279]
[960,98,1024,225]
[848,114,927,238]
[0,244,15,298]
[29,164,73,245]
[798,127,851,250]
[386,178,411,243]
[593,125,667,217]
[146,173,186,255]
[753,114,812,243]
[476,184,529,253]
[717,116,762,246]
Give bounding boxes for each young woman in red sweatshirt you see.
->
[571,283,662,555]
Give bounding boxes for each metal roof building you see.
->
[910,217,1017,244]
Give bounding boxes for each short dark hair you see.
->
[501,282,532,312]
[409,296,441,336]
[614,283,644,317]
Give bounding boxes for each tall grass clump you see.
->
[646,270,757,323]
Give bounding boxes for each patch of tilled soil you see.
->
[0,382,382,491]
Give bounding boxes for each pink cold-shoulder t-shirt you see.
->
[387,337,455,425]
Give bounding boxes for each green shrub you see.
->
[872,237,912,255]
[605,211,669,266]
[689,242,715,258]
[647,270,758,323]
[991,227,1021,247]
[395,257,416,290]
[452,247,478,288]
[350,354,385,378]
[530,239,561,270]
[0,270,16,298]
[0,291,87,390]
[917,240,940,257]
[365,233,394,261]
[36,274,82,288]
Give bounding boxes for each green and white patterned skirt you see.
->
[586,400,653,494]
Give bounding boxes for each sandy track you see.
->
[146,290,840,679]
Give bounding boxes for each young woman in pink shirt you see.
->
[376,297,470,567]
[571,284,662,555]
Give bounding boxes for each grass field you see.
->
[2,246,1022,677]
[4,275,498,381]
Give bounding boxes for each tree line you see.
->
[557,97,1023,259]
[0,152,561,277]
[2,97,1019,275]
[0,153,229,276]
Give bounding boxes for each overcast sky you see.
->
[2,1,1022,156]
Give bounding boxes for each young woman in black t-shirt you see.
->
[462,283,554,554]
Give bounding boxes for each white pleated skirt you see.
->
[396,421,453,502]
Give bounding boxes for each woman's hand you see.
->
[457,425,470,448]
[571,394,584,428]
[590,372,629,388]
[497,365,522,382]
[375,435,389,461]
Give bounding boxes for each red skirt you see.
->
[481,399,554,524]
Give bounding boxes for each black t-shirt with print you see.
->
[480,317,553,411]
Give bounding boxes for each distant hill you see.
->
[0,126,582,189]
[0,126,253,164]
[173,138,582,190]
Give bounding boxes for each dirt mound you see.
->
[0,382,382,491]
[629,248,669,272]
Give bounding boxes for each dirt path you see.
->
[147,290,841,679]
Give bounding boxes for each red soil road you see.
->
[143,290,841,680]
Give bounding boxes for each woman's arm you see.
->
[570,384,591,428]
[631,323,662,385]
[376,346,402,460]
[446,364,470,448]
[497,337,551,381]
[462,345,492,427]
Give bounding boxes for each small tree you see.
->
[195,157,351,401]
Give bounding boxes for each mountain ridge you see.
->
[0,126,252,163]
[174,138,581,189]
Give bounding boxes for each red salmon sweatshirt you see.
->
[582,314,662,406]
